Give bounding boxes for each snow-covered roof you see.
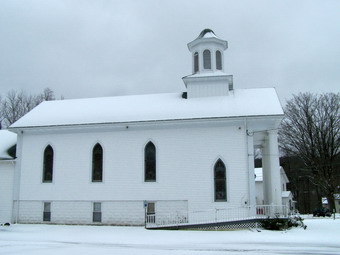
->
[322,197,328,204]
[10,88,283,129]
[323,195,340,204]
[282,191,292,198]
[256,166,287,183]
[0,130,17,160]
[280,167,289,183]
[183,71,231,79]
[255,168,263,182]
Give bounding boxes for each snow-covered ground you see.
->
[0,218,339,255]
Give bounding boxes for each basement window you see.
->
[93,202,102,223]
[43,202,51,222]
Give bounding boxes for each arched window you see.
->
[144,142,156,182]
[92,143,103,182]
[216,50,222,70]
[43,145,54,182]
[203,49,211,69]
[194,52,199,73]
[214,159,226,201]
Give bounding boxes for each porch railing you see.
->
[146,205,288,228]
[255,205,289,218]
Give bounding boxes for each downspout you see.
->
[245,119,256,215]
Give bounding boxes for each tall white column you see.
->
[267,130,282,206]
[262,142,271,205]
[262,130,282,206]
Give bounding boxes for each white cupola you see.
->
[182,29,233,99]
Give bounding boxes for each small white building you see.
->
[0,130,17,223]
[9,29,284,226]
[322,194,340,213]
[335,194,340,213]
[255,167,294,211]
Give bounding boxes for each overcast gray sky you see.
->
[0,0,339,103]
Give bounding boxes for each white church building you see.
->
[8,29,284,227]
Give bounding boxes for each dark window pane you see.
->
[93,202,102,222]
[215,161,226,179]
[203,50,211,69]
[214,159,226,201]
[43,212,51,221]
[43,145,53,182]
[145,142,156,181]
[194,52,199,73]
[216,50,222,70]
[92,144,103,182]
[43,202,51,221]
[93,212,102,222]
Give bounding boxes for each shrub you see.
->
[261,216,306,231]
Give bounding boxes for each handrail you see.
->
[146,205,289,228]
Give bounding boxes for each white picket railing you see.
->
[255,205,289,218]
[146,205,288,228]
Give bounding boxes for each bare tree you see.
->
[0,88,56,128]
[280,92,340,211]
[36,88,55,103]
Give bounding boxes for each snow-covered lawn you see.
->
[0,218,339,255]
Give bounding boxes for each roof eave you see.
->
[8,114,284,133]
[187,37,228,51]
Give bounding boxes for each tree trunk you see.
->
[326,194,335,212]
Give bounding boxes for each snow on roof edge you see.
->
[10,88,284,129]
[9,114,284,131]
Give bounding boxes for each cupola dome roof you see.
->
[197,28,217,39]
[187,29,227,51]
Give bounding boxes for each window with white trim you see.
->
[214,159,227,201]
[194,52,199,73]
[216,50,222,70]
[43,145,53,182]
[144,142,156,182]
[92,143,103,182]
[93,202,102,223]
[203,49,211,69]
[43,202,51,222]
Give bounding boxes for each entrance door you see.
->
[146,202,155,223]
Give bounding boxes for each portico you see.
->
[253,127,283,207]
